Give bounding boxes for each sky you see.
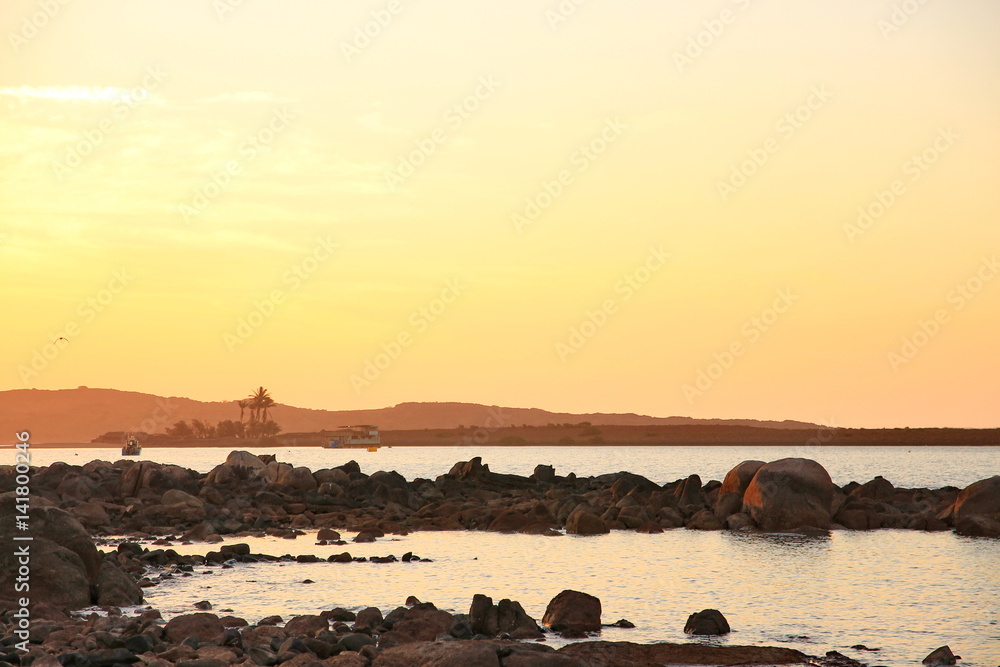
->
[2,0,999,428]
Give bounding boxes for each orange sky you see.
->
[2,0,999,428]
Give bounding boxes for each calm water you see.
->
[25,446,1000,665]
[134,529,1000,667]
[26,444,1000,488]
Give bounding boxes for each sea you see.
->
[25,445,1000,666]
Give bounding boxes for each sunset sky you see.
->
[2,0,999,428]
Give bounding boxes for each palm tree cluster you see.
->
[241,386,280,438]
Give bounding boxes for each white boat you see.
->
[326,425,380,449]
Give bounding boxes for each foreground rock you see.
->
[558,640,807,666]
[0,493,140,609]
[542,590,601,634]
[742,458,834,531]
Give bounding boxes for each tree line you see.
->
[165,386,281,440]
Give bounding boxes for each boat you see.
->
[326,425,380,449]
[121,434,141,456]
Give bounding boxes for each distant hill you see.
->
[0,387,820,444]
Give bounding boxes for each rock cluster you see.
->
[2,453,992,542]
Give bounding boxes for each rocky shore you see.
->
[0,453,995,666]
[1,452,997,541]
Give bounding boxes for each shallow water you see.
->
[29,444,1000,488]
[134,528,1000,666]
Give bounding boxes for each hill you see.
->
[0,387,820,444]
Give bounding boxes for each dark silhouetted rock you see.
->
[164,613,225,644]
[557,640,806,666]
[922,645,959,665]
[565,507,609,535]
[683,609,730,635]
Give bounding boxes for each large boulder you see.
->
[542,590,601,634]
[120,461,197,498]
[742,458,834,531]
[565,507,609,535]
[0,493,102,609]
[716,461,766,520]
[373,641,500,667]
[391,604,455,641]
[469,594,499,637]
[943,476,1000,536]
[922,645,959,665]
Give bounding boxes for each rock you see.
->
[392,604,455,641]
[353,531,378,543]
[487,510,529,533]
[278,467,318,492]
[742,458,834,531]
[497,599,543,639]
[448,457,490,480]
[922,645,959,665]
[533,465,556,483]
[469,594,499,637]
[338,633,376,652]
[0,493,101,609]
[542,590,601,634]
[683,609,730,635]
[565,507,609,535]
[316,528,341,541]
[69,501,111,529]
[725,512,755,531]
[353,607,384,631]
[944,475,1000,533]
[373,641,501,667]
[716,461,765,520]
[955,514,1000,538]
[851,476,894,501]
[96,558,144,606]
[557,640,807,666]
[283,614,329,637]
[674,474,704,507]
[685,509,723,530]
[324,655,368,667]
[164,613,225,643]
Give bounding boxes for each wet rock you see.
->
[353,607,384,632]
[96,557,144,606]
[565,506,609,535]
[284,614,329,637]
[338,633,376,652]
[316,528,341,541]
[557,640,807,666]
[496,599,543,639]
[685,509,723,531]
[683,609,730,635]
[164,613,225,644]
[542,590,601,634]
[955,514,1000,538]
[352,531,378,543]
[944,475,1000,536]
[392,604,455,641]
[742,458,834,532]
[487,510,529,533]
[851,476,895,501]
[922,646,959,666]
[469,594,499,637]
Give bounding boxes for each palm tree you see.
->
[237,399,249,423]
[247,386,273,426]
